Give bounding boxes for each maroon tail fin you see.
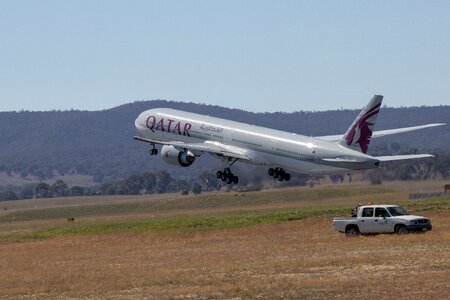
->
[340,95,383,153]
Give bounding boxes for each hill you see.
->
[0,100,449,184]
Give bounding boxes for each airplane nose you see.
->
[135,113,145,130]
[134,116,140,129]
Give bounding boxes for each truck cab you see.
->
[333,204,432,236]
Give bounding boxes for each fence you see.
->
[408,192,450,200]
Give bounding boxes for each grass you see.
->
[0,185,393,223]
[0,183,449,299]
[1,195,448,241]
[0,206,347,240]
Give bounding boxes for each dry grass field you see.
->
[0,182,449,299]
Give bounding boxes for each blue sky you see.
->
[1,1,449,112]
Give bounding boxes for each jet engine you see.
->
[160,145,196,167]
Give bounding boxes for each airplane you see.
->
[134,95,445,184]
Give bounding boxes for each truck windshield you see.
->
[387,207,410,216]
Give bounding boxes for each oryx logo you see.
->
[345,103,381,154]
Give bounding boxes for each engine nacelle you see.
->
[160,145,196,167]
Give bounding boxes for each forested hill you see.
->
[0,100,449,183]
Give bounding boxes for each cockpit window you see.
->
[387,206,410,216]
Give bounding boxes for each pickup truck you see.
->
[333,204,432,236]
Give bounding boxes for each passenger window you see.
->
[375,208,389,218]
[362,208,374,217]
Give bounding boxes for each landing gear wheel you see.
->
[273,169,279,178]
[217,168,239,184]
[269,167,290,182]
[284,173,291,181]
[149,148,158,156]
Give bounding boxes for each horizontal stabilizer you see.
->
[321,154,434,169]
[321,157,379,170]
[322,158,365,163]
[375,154,434,162]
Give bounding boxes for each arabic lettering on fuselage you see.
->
[200,124,224,133]
[146,116,192,136]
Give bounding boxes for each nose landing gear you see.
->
[149,145,158,156]
[268,167,291,181]
[216,168,239,184]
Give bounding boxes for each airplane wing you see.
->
[316,123,445,142]
[133,136,254,161]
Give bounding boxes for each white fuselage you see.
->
[135,108,380,174]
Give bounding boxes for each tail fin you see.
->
[340,95,383,154]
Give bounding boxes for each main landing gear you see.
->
[216,168,239,185]
[268,167,291,181]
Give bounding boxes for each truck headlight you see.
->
[410,220,418,225]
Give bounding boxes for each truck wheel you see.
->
[345,226,360,237]
[396,225,408,235]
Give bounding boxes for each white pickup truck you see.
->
[333,204,432,236]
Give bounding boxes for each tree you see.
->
[51,180,69,197]
[121,174,145,195]
[397,165,415,181]
[35,182,52,198]
[329,174,344,183]
[69,186,86,197]
[197,171,223,191]
[142,172,157,194]
[177,180,190,195]
[0,190,18,201]
[155,171,177,194]
[19,184,34,199]
[191,183,202,195]
[99,182,117,195]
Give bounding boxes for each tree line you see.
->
[0,169,311,201]
[1,147,449,202]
